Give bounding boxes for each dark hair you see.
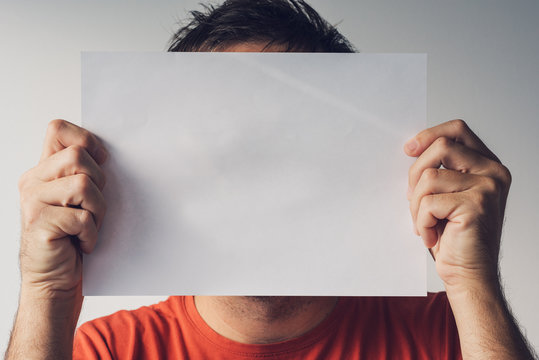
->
[167,0,355,53]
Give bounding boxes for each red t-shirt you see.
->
[74,293,462,359]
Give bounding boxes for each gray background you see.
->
[1,0,537,353]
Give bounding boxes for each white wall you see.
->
[1,0,537,354]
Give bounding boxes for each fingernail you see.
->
[405,139,418,153]
[95,147,108,164]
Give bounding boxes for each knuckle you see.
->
[18,181,38,211]
[498,164,512,187]
[48,119,66,134]
[78,131,94,150]
[67,145,86,165]
[74,173,92,195]
[450,119,468,133]
[481,176,500,194]
[434,136,452,150]
[408,161,420,183]
[19,192,34,210]
[18,171,30,191]
[422,168,439,182]
[22,206,43,229]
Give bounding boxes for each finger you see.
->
[41,205,98,254]
[408,136,502,195]
[36,174,106,229]
[404,119,499,162]
[32,145,106,190]
[41,119,108,165]
[416,192,463,248]
[409,168,479,227]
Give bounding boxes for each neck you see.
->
[194,296,338,344]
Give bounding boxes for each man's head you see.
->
[168,0,351,320]
[167,0,355,53]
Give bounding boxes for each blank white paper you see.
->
[82,52,427,296]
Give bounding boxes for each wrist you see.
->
[445,279,505,329]
[18,284,82,326]
[6,286,83,359]
[20,272,82,300]
[444,278,534,359]
[18,281,83,331]
[440,260,501,300]
[444,274,502,303]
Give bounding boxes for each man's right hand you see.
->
[18,119,107,298]
[6,119,107,359]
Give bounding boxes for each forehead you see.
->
[220,42,288,52]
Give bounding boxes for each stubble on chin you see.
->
[225,296,316,322]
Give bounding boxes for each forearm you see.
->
[5,287,82,360]
[447,281,535,360]
[8,120,104,359]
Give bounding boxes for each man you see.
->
[5,0,536,359]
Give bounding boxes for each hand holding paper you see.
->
[17,120,107,299]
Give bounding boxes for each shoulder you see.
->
[383,292,461,358]
[74,296,186,359]
[340,292,461,359]
[78,296,179,335]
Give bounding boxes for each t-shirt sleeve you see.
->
[73,321,114,360]
[72,306,175,359]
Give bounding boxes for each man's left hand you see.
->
[405,119,511,294]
